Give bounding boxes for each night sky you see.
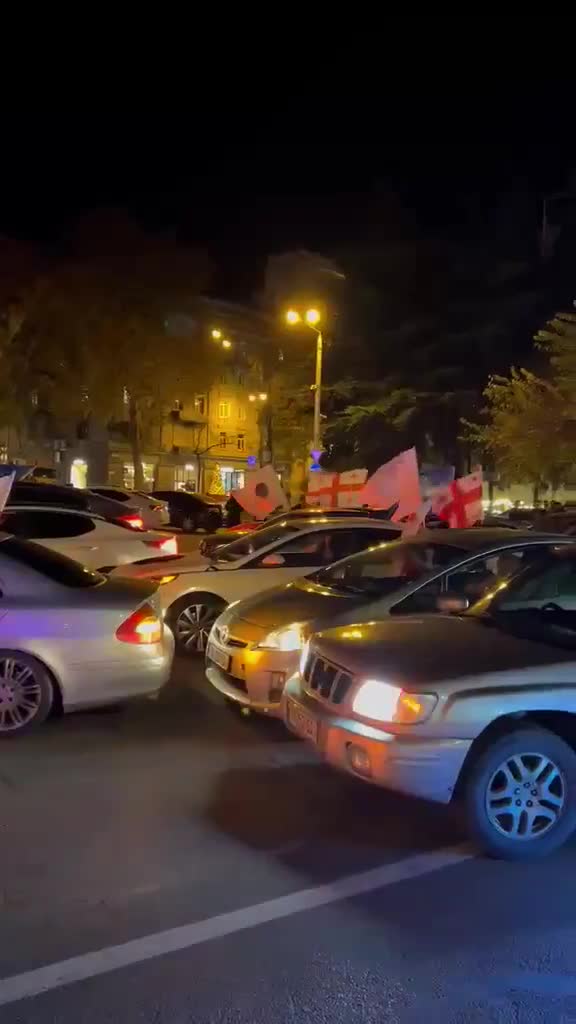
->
[2,59,575,299]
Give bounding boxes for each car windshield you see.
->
[215,523,301,563]
[309,539,466,595]
[468,547,576,648]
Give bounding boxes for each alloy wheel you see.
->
[0,657,43,734]
[175,604,219,653]
[486,751,565,841]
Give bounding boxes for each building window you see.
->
[0,445,8,464]
[220,467,244,492]
[31,390,39,408]
[237,372,245,386]
[174,464,196,491]
[123,462,155,489]
[238,404,246,422]
[237,433,245,452]
[219,432,227,448]
[218,401,231,419]
[173,399,183,412]
[195,395,206,415]
[70,458,88,489]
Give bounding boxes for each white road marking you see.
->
[0,844,473,1008]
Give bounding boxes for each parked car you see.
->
[89,486,170,530]
[198,506,397,558]
[283,542,576,860]
[0,505,178,571]
[151,491,224,533]
[111,518,403,653]
[9,482,146,531]
[0,534,174,738]
[206,529,573,716]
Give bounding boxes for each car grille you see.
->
[302,650,352,705]
[212,625,247,649]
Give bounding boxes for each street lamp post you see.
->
[285,308,323,453]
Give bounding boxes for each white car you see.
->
[110,517,402,653]
[89,487,170,530]
[0,534,174,738]
[0,505,178,571]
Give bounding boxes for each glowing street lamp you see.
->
[221,338,232,349]
[211,328,222,340]
[285,306,323,452]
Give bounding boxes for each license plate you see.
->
[207,643,230,672]
[287,701,318,742]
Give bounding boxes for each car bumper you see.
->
[282,676,471,804]
[60,629,175,711]
[205,643,300,717]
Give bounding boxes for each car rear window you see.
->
[0,537,104,587]
[91,488,130,503]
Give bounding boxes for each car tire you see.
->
[465,726,576,860]
[168,593,226,655]
[0,651,54,739]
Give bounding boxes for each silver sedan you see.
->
[0,533,174,738]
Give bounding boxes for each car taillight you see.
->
[119,513,145,531]
[116,603,162,645]
[144,536,178,555]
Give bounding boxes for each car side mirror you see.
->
[436,593,470,614]
[261,554,286,567]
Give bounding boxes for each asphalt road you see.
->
[2,659,576,1023]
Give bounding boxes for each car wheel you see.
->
[168,594,226,655]
[465,727,576,860]
[181,514,197,533]
[0,651,54,738]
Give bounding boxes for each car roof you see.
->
[400,527,570,548]
[266,516,402,531]
[4,504,105,519]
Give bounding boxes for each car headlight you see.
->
[299,639,310,676]
[352,679,437,724]
[256,623,304,652]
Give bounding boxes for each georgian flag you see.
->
[306,468,368,508]
[433,470,484,528]
[359,448,421,521]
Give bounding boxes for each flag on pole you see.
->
[359,448,421,520]
[433,470,484,528]
[232,465,288,519]
[0,472,15,513]
[306,468,368,508]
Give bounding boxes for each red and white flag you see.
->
[359,448,421,520]
[433,470,484,528]
[306,468,368,508]
[398,500,432,537]
[232,465,288,519]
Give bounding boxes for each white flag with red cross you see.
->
[306,468,368,508]
[359,447,421,519]
[232,465,288,519]
[433,470,484,528]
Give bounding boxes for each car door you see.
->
[233,527,398,597]
[389,543,558,616]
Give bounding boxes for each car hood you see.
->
[311,614,576,688]
[227,578,368,631]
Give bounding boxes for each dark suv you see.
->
[151,491,224,533]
